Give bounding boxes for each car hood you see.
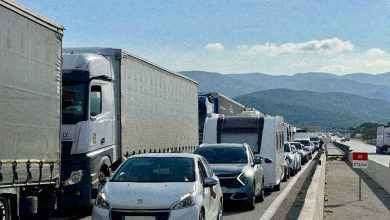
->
[210,164,248,176]
[102,181,197,209]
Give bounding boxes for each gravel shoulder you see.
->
[324,157,390,220]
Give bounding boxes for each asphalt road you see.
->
[52,154,319,220]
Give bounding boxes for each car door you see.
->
[248,147,261,192]
[201,158,220,219]
[200,158,221,219]
[198,160,212,219]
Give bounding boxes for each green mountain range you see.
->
[235,89,390,129]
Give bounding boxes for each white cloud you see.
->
[365,48,387,57]
[242,38,354,56]
[205,42,224,51]
[366,59,390,68]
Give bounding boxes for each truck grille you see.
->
[61,141,72,155]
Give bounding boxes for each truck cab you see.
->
[60,51,119,208]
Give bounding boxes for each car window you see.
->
[201,158,214,177]
[198,160,208,182]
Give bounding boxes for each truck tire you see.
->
[0,196,11,220]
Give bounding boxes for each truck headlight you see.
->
[63,170,84,186]
[237,172,249,186]
[171,192,196,210]
[95,192,110,209]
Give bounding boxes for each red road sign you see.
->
[352,152,368,161]
[352,152,368,169]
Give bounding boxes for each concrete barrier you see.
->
[298,153,326,220]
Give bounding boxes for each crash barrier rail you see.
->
[298,152,326,220]
[334,141,390,194]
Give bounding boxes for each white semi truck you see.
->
[376,126,390,154]
[0,0,64,218]
[60,48,199,208]
[202,111,286,191]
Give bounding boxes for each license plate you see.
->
[123,217,155,220]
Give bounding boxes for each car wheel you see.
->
[290,169,295,177]
[198,208,205,220]
[245,185,256,210]
[0,196,11,220]
[217,199,223,220]
[256,182,265,203]
[282,167,288,182]
[273,183,280,191]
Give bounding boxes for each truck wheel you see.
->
[0,196,11,220]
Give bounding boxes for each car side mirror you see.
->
[203,177,218,188]
[99,177,110,188]
[264,157,272,163]
[253,157,262,165]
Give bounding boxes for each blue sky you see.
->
[17,0,390,75]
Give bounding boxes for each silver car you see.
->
[92,153,223,220]
[194,143,271,210]
[290,142,309,164]
[283,143,301,176]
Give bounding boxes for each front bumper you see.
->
[221,184,252,201]
[92,205,200,220]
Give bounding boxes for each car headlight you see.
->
[63,170,84,186]
[171,192,196,210]
[95,192,110,209]
[237,172,249,186]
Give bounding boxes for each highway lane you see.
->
[51,153,319,220]
[222,152,319,220]
[333,138,390,166]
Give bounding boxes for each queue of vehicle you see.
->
[0,1,322,219]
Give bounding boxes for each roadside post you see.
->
[352,152,368,201]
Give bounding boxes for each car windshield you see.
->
[111,157,195,182]
[291,143,303,150]
[195,147,247,164]
[310,137,319,141]
[296,140,310,146]
[284,143,290,152]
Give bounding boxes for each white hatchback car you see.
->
[92,153,223,220]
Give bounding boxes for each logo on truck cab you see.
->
[61,132,72,141]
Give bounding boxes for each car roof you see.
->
[199,143,246,148]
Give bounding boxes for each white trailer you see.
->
[376,126,390,154]
[203,111,285,190]
[0,0,64,218]
[60,48,199,208]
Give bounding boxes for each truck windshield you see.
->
[62,82,88,124]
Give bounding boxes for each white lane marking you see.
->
[258,152,318,220]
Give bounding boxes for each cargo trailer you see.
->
[0,0,64,218]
